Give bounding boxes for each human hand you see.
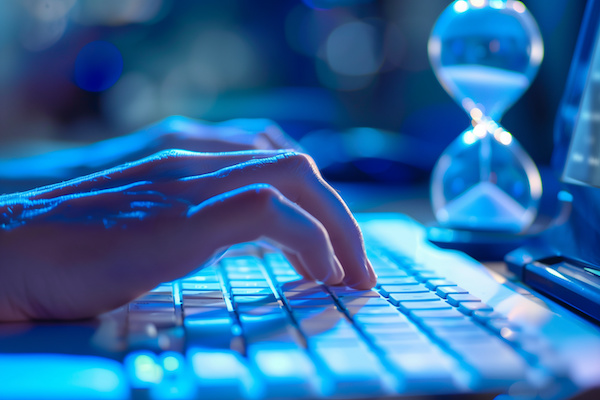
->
[0,150,376,321]
[144,116,301,153]
[0,117,300,193]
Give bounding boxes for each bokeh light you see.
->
[326,21,383,76]
[74,41,124,92]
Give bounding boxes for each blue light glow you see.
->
[75,41,123,92]
[0,354,128,399]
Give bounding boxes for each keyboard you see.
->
[5,215,594,400]
[122,222,567,399]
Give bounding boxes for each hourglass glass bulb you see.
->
[428,0,543,120]
[428,0,544,233]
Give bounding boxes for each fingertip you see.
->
[322,255,345,286]
[347,277,377,290]
[366,259,378,282]
[342,258,377,290]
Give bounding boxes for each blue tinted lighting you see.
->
[75,41,123,92]
[0,354,128,399]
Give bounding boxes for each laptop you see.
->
[1,2,600,400]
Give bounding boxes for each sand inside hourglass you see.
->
[438,181,529,232]
[438,64,530,118]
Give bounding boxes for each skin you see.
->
[0,118,376,322]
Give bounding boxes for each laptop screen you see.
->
[562,0,600,187]
[547,0,600,264]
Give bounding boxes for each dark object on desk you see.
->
[506,246,600,324]
[427,226,532,262]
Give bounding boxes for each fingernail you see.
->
[366,259,378,283]
[315,256,344,285]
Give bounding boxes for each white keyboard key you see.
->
[387,350,458,392]
[314,346,387,397]
[249,343,319,399]
[189,348,254,399]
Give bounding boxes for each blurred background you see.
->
[0,0,586,184]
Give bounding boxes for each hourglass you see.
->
[428,0,544,234]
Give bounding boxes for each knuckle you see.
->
[154,148,186,160]
[276,152,320,181]
[279,151,314,171]
[249,184,280,207]
[239,184,283,216]
[142,149,191,177]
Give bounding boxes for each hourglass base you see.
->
[426,224,532,261]
[436,181,530,233]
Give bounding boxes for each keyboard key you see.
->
[424,280,457,290]
[229,280,271,288]
[436,286,468,298]
[314,346,386,397]
[386,350,457,392]
[232,288,273,296]
[340,297,389,307]
[446,293,481,306]
[181,283,221,291]
[410,308,465,320]
[379,284,429,297]
[185,317,236,348]
[182,275,219,283]
[372,269,409,277]
[388,292,439,305]
[327,287,377,297]
[375,277,419,287]
[189,348,253,399]
[233,294,277,304]
[241,315,301,345]
[184,307,230,319]
[352,314,409,325]
[361,324,416,336]
[129,312,177,328]
[285,291,331,300]
[249,344,319,399]
[237,304,284,317]
[281,281,322,292]
[288,298,336,307]
[346,305,400,317]
[183,298,227,308]
[182,290,223,299]
[397,300,452,314]
[458,302,493,315]
[336,290,382,299]
[417,318,475,330]
[292,307,340,319]
[227,273,266,280]
[370,332,430,347]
